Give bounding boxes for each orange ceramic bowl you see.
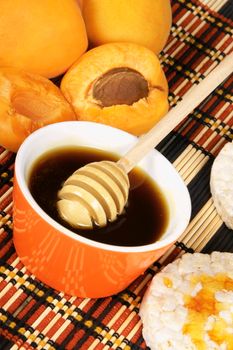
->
[13,121,191,298]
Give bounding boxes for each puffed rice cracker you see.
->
[210,142,233,230]
[139,252,233,350]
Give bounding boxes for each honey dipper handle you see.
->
[118,52,233,173]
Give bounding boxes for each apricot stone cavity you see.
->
[92,67,149,107]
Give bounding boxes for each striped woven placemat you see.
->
[0,0,233,349]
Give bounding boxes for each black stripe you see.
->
[0,335,15,350]
[0,231,12,251]
[219,0,233,20]
[0,154,15,176]
[157,131,191,163]
[201,224,233,253]
[128,335,150,350]
[0,171,13,187]
[176,242,194,253]
[0,244,15,263]
[187,157,213,219]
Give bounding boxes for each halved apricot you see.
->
[61,42,169,136]
[0,67,76,152]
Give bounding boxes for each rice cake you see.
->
[139,252,233,350]
[210,142,233,230]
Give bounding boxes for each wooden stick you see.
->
[184,157,209,184]
[118,52,233,173]
[177,199,214,242]
[192,216,222,251]
[184,209,218,246]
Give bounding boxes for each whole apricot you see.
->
[82,0,172,54]
[61,42,169,136]
[0,0,88,78]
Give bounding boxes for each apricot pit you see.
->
[93,68,149,107]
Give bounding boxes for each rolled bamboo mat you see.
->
[0,0,232,349]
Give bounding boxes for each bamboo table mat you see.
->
[0,0,233,349]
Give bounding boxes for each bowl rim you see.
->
[14,121,192,253]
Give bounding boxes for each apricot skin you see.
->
[77,0,83,11]
[82,0,172,54]
[61,43,169,136]
[0,0,88,78]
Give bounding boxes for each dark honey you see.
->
[28,146,169,246]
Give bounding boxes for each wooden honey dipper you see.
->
[57,52,233,229]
